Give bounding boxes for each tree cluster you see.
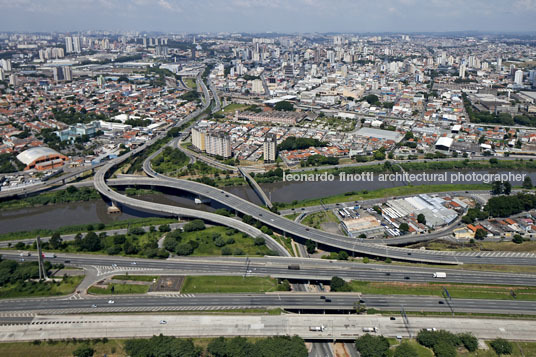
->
[330,276,351,292]
[355,334,389,357]
[278,136,328,151]
[208,336,307,357]
[417,329,478,357]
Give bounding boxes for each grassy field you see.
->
[180,276,279,294]
[459,341,536,356]
[391,340,433,357]
[283,213,300,221]
[273,234,295,256]
[301,211,339,230]
[214,103,249,116]
[184,77,197,89]
[0,276,83,299]
[277,183,491,209]
[111,275,158,282]
[412,240,536,253]
[0,340,125,357]
[348,280,536,301]
[182,226,273,256]
[88,283,149,295]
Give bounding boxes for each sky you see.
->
[0,0,535,34]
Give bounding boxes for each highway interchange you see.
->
[2,72,536,350]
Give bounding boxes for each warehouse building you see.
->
[383,194,458,228]
[435,137,454,151]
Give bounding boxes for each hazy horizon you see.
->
[0,0,535,34]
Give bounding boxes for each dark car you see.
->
[325,298,332,302]
[320,296,326,299]
[390,317,396,320]
[404,276,410,280]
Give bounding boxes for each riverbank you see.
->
[273,183,492,209]
[0,217,177,241]
[0,186,160,212]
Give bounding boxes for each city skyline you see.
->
[1,0,536,33]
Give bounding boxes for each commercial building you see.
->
[251,79,264,94]
[515,70,524,85]
[55,122,100,142]
[65,37,73,53]
[16,147,68,171]
[9,74,17,87]
[263,133,277,162]
[53,66,72,81]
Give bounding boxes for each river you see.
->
[0,169,534,234]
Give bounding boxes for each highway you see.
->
[3,314,536,342]
[3,252,536,287]
[1,292,536,315]
[0,164,102,199]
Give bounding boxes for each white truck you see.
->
[309,326,325,332]
[42,253,57,258]
[362,327,378,333]
[433,272,447,278]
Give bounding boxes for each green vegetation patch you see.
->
[348,280,536,300]
[0,258,83,298]
[111,275,158,282]
[0,186,100,211]
[152,146,189,174]
[162,225,274,257]
[88,283,149,295]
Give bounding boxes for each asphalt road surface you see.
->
[2,314,536,341]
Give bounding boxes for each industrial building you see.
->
[435,137,454,151]
[340,214,384,238]
[383,194,458,228]
[16,147,69,171]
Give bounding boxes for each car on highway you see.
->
[131,262,137,265]
[438,301,444,304]
[112,264,117,267]
[390,317,396,320]
[404,276,410,280]
[108,300,115,304]
[325,298,331,302]
[159,320,167,324]
[91,304,97,308]
[320,296,326,299]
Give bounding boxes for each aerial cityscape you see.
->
[1,1,536,356]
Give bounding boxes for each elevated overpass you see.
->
[101,176,536,265]
[238,167,273,209]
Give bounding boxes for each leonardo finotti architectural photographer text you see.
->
[283,172,526,184]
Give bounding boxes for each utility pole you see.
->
[36,236,47,280]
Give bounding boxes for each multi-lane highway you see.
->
[1,292,535,315]
[3,314,536,342]
[3,252,536,287]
